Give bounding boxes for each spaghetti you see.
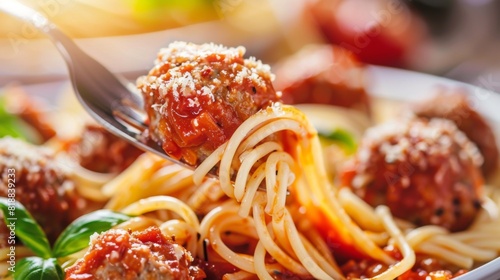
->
[76,101,500,279]
[1,41,500,280]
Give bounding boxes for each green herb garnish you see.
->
[0,198,132,279]
[318,129,358,154]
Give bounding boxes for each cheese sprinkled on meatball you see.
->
[341,118,484,232]
[138,42,281,166]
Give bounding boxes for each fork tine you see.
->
[112,105,148,132]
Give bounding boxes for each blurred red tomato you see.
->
[308,0,427,68]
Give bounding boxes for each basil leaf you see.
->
[52,209,131,257]
[0,97,41,143]
[13,257,63,280]
[318,129,358,154]
[0,198,52,258]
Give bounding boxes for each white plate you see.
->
[367,65,500,123]
[368,65,500,280]
[5,65,500,279]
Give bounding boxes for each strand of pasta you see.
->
[405,214,500,267]
[254,240,274,280]
[239,163,266,218]
[70,163,116,202]
[406,225,448,248]
[297,218,343,273]
[371,206,415,280]
[428,235,497,262]
[296,230,345,279]
[104,154,166,210]
[74,183,110,202]
[209,222,257,273]
[186,178,224,213]
[405,225,470,267]
[337,187,384,231]
[159,219,198,254]
[203,205,258,273]
[468,222,500,234]
[452,231,500,242]
[264,152,295,215]
[252,198,310,276]
[236,119,305,160]
[268,155,297,257]
[365,231,390,246]
[234,141,282,202]
[283,206,337,279]
[197,201,244,259]
[119,195,201,257]
[298,131,394,264]
[254,238,310,280]
[240,110,394,263]
[147,168,194,196]
[114,216,160,231]
[147,164,194,193]
[417,242,473,268]
[466,240,500,250]
[192,142,227,186]
[120,195,200,232]
[102,153,163,196]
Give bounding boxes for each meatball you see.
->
[137,42,281,166]
[411,91,499,177]
[306,0,426,68]
[66,124,143,173]
[65,227,206,280]
[273,44,371,116]
[2,86,56,142]
[0,137,99,243]
[340,118,484,232]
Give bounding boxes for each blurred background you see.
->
[0,0,499,90]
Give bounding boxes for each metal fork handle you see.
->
[0,1,83,71]
[0,1,142,105]
[0,0,146,132]
[0,1,189,169]
[0,1,53,33]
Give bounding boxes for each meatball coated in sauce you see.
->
[65,227,206,280]
[273,45,371,116]
[67,124,143,173]
[411,91,499,178]
[340,118,484,232]
[138,42,281,166]
[0,137,98,243]
[2,86,57,142]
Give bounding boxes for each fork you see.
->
[0,0,189,167]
